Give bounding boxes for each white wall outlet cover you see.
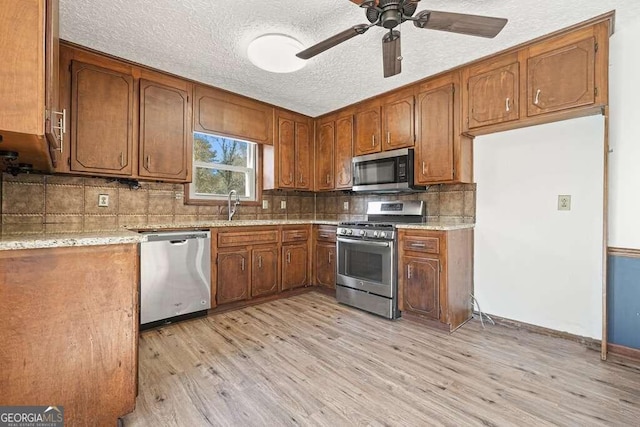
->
[280,200,286,209]
[558,195,571,211]
[98,194,109,207]
[343,201,349,211]
[175,192,183,200]
[262,200,269,209]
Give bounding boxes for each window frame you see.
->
[185,132,262,206]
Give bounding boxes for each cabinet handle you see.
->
[326,174,330,184]
[328,251,333,264]
[287,251,291,264]
[534,89,541,105]
[146,155,151,169]
[52,109,66,153]
[407,265,412,279]
[422,161,427,175]
[505,97,510,112]
[119,152,124,167]
[319,233,329,238]
[289,172,293,183]
[410,243,426,248]
[387,132,391,145]
[299,173,303,184]
[371,135,375,147]
[241,257,245,271]
[258,255,262,269]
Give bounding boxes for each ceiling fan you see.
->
[296,0,508,78]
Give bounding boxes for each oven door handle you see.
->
[337,237,390,247]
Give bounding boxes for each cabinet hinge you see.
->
[439,264,443,273]
[67,157,71,167]
[595,87,598,97]
[595,42,599,53]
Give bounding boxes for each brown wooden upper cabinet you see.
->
[70,60,135,176]
[138,78,191,181]
[527,32,596,117]
[334,113,354,189]
[315,117,335,191]
[270,110,312,190]
[193,85,274,145]
[415,73,472,184]
[381,89,415,150]
[0,0,61,171]
[353,100,381,156]
[465,53,520,130]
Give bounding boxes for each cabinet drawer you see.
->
[282,227,310,243]
[218,229,278,247]
[403,235,440,254]
[315,225,337,242]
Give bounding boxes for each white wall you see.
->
[608,17,640,249]
[474,116,605,339]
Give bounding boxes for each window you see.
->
[189,132,257,202]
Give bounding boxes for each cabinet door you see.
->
[217,250,250,304]
[415,84,454,183]
[295,120,312,190]
[70,61,134,175]
[354,106,381,156]
[251,246,278,297]
[527,37,595,116]
[315,120,335,191]
[403,255,440,320]
[468,61,519,129]
[335,114,353,189]
[277,117,295,188]
[282,244,308,291]
[315,243,336,289]
[139,79,190,181]
[382,94,414,150]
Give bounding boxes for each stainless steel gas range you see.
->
[336,200,425,319]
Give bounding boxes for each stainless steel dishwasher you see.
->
[140,230,211,329]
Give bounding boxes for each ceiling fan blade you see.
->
[296,24,370,60]
[382,30,401,78]
[414,10,508,38]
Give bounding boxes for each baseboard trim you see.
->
[208,287,315,315]
[478,312,601,351]
[313,286,336,297]
[608,343,640,361]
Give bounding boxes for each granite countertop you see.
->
[0,220,474,251]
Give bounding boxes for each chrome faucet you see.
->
[227,190,240,221]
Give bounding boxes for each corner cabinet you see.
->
[415,73,473,184]
[265,110,312,190]
[0,0,61,172]
[398,227,474,332]
[138,77,191,181]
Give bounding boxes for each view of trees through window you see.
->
[192,132,255,198]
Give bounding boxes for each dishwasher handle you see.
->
[169,240,188,245]
[143,230,210,243]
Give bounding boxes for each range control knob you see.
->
[339,228,347,235]
[359,230,366,237]
[379,231,387,239]
[346,229,353,236]
[373,231,379,238]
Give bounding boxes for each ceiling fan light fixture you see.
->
[247,34,306,73]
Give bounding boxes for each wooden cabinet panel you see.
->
[527,37,595,116]
[354,104,381,156]
[335,114,353,189]
[315,120,335,190]
[70,61,134,175]
[467,59,519,129]
[138,79,190,181]
[282,244,308,291]
[217,250,250,304]
[415,84,454,184]
[251,246,278,297]
[277,117,296,188]
[315,242,336,289]
[403,256,440,320]
[382,92,414,150]
[193,85,273,145]
[282,227,310,243]
[402,235,440,254]
[315,225,337,243]
[295,120,312,190]
[218,229,278,247]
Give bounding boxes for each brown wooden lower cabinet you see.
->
[251,245,279,297]
[216,249,250,304]
[0,244,139,425]
[313,225,337,289]
[398,228,473,331]
[282,243,309,291]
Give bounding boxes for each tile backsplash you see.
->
[0,173,475,234]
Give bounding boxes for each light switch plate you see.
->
[280,200,286,210]
[262,200,269,209]
[98,194,109,207]
[558,195,571,211]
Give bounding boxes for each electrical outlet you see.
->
[98,194,109,207]
[280,200,287,210]
[558,195,571,211]
[343,201,349,211]
[262,200,269,210]
[175,192,183,200]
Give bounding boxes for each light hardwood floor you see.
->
[124,292,640,426]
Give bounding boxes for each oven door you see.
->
[336,237,395,298]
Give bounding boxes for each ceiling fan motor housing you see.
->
[367,0,419,29]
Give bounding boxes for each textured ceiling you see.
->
[60,0,640,117]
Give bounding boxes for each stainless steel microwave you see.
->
[352,148,426,192]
